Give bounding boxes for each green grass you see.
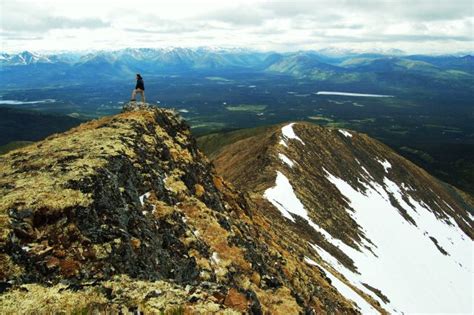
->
[225,104,267,112]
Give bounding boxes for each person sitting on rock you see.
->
[131,74,146,103]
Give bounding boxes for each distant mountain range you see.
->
[1,48,471,66]
[1,48,472,88]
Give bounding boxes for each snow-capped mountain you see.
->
[317,47,406,57]
[0,48,271,68]
[211,122,473,314]
[0,51,52,65]
[2,48,472,89]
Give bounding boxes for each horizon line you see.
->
[2,46,473,56]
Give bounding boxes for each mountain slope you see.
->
[0,107,84,146]
[0,103,388,313]
[211,122,474,314]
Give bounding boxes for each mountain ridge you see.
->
[210,121,473,313]
[0,103,383,313]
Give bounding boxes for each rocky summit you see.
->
[1,103,379,314]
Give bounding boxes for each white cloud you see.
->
[0,0,473,53]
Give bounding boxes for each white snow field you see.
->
[280,123,305,146]
[376,159,392,172]
[338,129,353,138]
[264,125,473,314]
[323,171,473,314]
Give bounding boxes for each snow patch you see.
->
[139,192,151,206]
[361,166,372,179]
[263,171,305,222]
[304,256,318,266]
[211,252,221,264]
[339,129,353,138]
[443,201,456,212]
[279,139,288,148]
[278,153,295,167]
[468,212,474,221]
[281,123,305,145]
[356,159,373,180]
[376,159,392,172]
[383,178,414,213]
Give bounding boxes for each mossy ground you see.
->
[0,275,241,314]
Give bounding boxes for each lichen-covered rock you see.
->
[121,101,155,112]
[0,275,242,314]
[0,104,374,313]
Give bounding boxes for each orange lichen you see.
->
[194,184,205,197]
[224,288,248,312]
[252,286,301,314]
[212,176,225,192]
[130,238,141,250]
[59,258,80,277]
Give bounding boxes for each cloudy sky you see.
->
[1,0,473,54]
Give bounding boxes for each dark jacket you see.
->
[135,78,145,90]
